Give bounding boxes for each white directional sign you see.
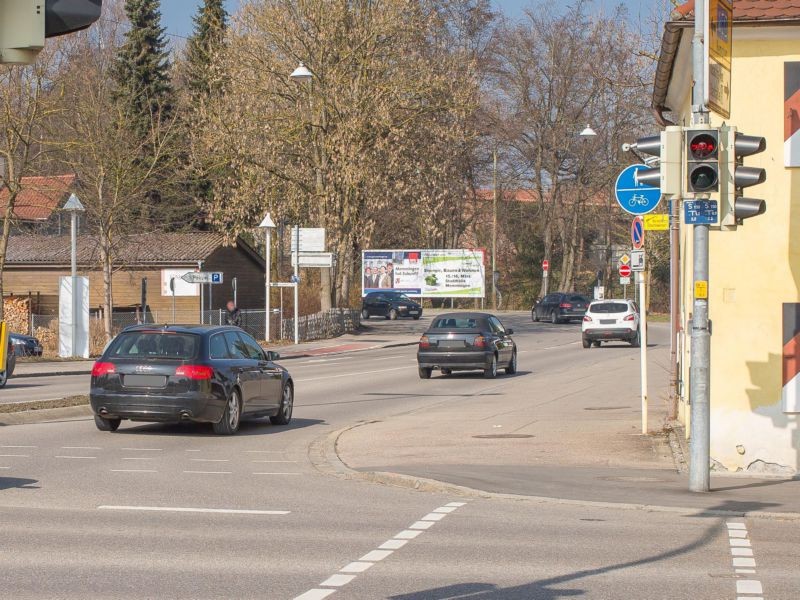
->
[291,227,326,253]
[294,252,333,268]
[181,271,223,284]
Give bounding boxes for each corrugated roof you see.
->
[675,0,800,21]
[6,232,231,266]
[0,175,77,221]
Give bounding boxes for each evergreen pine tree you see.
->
[185,0,227,100]
[113,0,173,138]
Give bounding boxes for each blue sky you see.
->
[161,0,661,40]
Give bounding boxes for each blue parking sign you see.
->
[615,164,662,215]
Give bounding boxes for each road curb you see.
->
[311,422,800,522]
[13,369,92,379]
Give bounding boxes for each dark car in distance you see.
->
[417,312,517,379]
[361,291,422,320]
[10,333,43,357]
[532,292,590,324]
[90,325,293,435]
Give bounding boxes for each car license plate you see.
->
[439,340,465,348]
[600,319,616,325]
[123,374,167,388]
[409,311,419,315]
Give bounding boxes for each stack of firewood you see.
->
[3,298,30,335]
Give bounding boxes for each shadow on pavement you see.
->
[0,477,39,491]
[111,417,324,437]
[687,498,782,516]
[710,475,800,493]
[389,522,719,599]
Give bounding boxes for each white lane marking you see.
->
[190,459,230,462]
[394,530,422,539]
[111,469,158,473]
[183,470,232,474]
[0,445,36,448]
[0,454,29,458]
[421,512,446,521]
[293,502,467,600]
[185,449,202,452]
[98,506,289,515]
[62,446,101,450]
[55,455,96,459]
[729,530,748,538]
[296,365,413,383]
[339,562,373,573]
[121,448,162,452]
[736,580,763,595]
[729,538,752,547]
[320,574,355,587]
[253,472,301,476]
[359,550,392,562]
[731,547,754,557]
[294,590,336,600]
[379,539,407,550]
[727,522,747,530]
[0,467,10,470]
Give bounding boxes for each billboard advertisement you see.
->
[362,249,485,298]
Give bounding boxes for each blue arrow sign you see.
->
[615,164,662,215]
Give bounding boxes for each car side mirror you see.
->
[506,328,514,335]
[266,350,280,362]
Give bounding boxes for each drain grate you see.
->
[472,434,534,439]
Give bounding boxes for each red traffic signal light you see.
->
[686,129,720,193]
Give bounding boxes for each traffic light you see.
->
[0,0,101,65]
[719,125,767,229]
[628,126,683,196]
[685,128,720,194]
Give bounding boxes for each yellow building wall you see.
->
[674,34,800,473]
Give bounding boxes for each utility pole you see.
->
[689,0,711,493]
[669,197,680,420]
[492,148,498,310]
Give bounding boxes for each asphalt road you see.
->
[0,312,796,599]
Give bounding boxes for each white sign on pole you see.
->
[291,227,326,253]
[294,252,333,268]
[181,271,223,284]
[593,286,605,300]
[161,269,199,297]
[631,250,646,272]
[620,276,631,285]
[58,276,90,358]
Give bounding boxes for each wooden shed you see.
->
[3,232,265,319]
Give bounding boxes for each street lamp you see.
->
[63,193,85,357]
[259,213,276,342]
[579,124,597,140]
[289,62,313,84]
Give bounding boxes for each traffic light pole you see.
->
[689,0,711,493]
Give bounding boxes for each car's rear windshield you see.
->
[568,295,588,303]
[385,293,413,302]
[590,303,629,314]
[106,332,200,359]
[432,317,483,329]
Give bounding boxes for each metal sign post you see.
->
[631,251,648,433]
[170,277,176,323]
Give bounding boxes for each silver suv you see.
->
[581,299,641,348]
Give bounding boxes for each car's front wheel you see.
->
[550,311,559,325]
[213,389,241,435]
[388,309,398,320]
[532,310,539,322]
[361,308,370,320]
[505,351,517,375]
[484,354,498,379]
[270,383,293,426]
[418,367,432,379]
[94,415,121,432]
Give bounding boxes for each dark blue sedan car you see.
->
[90,325,293,435]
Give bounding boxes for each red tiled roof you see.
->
[0,175,77,221]
[675,0,800,21]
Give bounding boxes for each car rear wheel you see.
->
[593,341,602,348]
[631,329,641,348]
[213,389,241,435]
[532,310,539,322]
[270,383,293,426]
[484,354,498,379]
[418,367,432,379]
[94,415,121,431]
[550,311,559,325]
[441,368,452,376]
[413,315,420,320]
[505,351,517,375]
[388,309,398,320]
[361,309,370,320]
[0,369,7,389]
[582,337,591,349]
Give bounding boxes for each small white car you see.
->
[581,299,641,348]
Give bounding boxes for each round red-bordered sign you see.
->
[619,264,632,277]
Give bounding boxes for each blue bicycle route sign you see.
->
[614,164,662,216]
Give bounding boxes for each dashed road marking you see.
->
[62,446,101,450]
[292,501,467,599]
[98,505,289,515]
[0,445,36,449]
[0,454,29,458]
[121,448,162,452]
[55,455,96,459]
[726,521,764,599]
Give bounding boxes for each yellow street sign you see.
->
[619,253,630,266]
[644,214,669,231]
[695,280,709,300]
[706,0,732,118]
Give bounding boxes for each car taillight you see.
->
[560,303,573,308]
[583,315,592,322]
[474,335,487,348]
[419,335,430,349]
[91,362,116,377]
[623,314,636,322]
[176,365,214,380]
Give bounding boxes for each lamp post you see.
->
[259,213,276,342]
[63,193,85,357]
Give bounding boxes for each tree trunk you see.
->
[100,232,113,342]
